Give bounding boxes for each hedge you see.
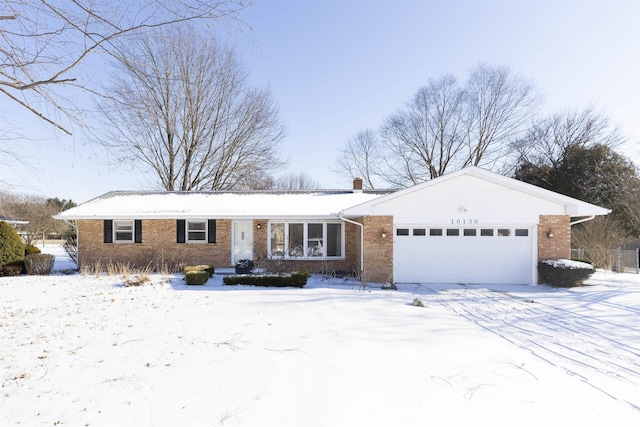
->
[538,259,595,288]
[223,271,309,288]
[184,264,214,285]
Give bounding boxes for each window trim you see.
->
[186,219,208,243]
[267,220,345,260]
[113,220,135,243]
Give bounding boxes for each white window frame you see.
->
[267,221,345,260]
[186,220,207,243]
[114,220,134,243]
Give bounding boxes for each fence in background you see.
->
[571,248,640,273]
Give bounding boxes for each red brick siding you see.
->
[538,215,571,260]
[360,216,394,284]
[77,219,232,270]
[78,219,361,275]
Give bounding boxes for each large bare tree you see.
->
[335,129,382,189]
[338,64,539,187]
[0,0,248,135]
[98,28,285,191]
[380,73,468,186]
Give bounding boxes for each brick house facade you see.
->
[58,167,609,285]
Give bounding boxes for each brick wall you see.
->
[77,219,232,270]
[538,215,571,260]
[361,216,394,284]
[78,218,361,275]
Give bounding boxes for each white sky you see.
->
[1,0,638,203]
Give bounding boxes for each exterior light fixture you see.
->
[381,230,387,239]
[256,223,262,230]
[547,231,554,239]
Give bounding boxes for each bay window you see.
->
[268,221,344,259]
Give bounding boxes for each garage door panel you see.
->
[394,226,533,284]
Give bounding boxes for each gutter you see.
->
[338,212,364,276]
[570,215,596,226]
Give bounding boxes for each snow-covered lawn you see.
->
[1,246,639,426]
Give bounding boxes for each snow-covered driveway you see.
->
[410,279,640,412]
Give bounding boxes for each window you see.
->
[114,220,134,242]
[413,228,426,236]
[104,220,141,244]
[269,221,343,259]
[446,229,459,236]
[187,220,206,242]
[463,229,477,237]
[177,219,216,243]
[396,228,409,236]
[498,229,511,237]
[430,228,443,236]
[515,229,529,237]
[481,229,494,237]
[307,223,323,257]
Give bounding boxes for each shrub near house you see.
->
[538,259,595,287]
[0,221,25,276]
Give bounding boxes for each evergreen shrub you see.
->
[25,245,41,255]
[223,271,309,288]
[538,259,595,288]
[0,221,25,267]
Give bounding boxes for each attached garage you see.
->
[341,166,610,285]
[393,224,535,284]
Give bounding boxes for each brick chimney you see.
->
[353,177,363,192]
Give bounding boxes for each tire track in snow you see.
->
[429,287,640,412]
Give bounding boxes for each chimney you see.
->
[353,177,363,192]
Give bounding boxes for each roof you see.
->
[0,215,29,225]
[54,190,390,220]
[341,166,611,218]
[54,167,610,221]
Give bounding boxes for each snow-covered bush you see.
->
[538,259,595,288]
[24,253,55,275]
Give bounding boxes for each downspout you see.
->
[339,213,364,276]
[570,215,595,226]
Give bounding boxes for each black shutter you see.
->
[177,220,186,243]
[103,220,113,243]
[207,219,216,243]
[134,220,142,243]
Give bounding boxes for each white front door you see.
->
[232,221,253,264]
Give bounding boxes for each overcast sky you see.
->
[1,0,638,203]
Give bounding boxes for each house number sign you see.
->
[451,219,479,225]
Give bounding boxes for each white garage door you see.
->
[393,225,534,284]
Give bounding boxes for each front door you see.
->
[232,220,253,264]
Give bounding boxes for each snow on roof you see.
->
[54,190,389,220]
[343,166,611,217]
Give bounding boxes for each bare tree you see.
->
[0,192,71,246]
[338,64,540,188]
[512,107,624,169]
[379,73,468,186]
[465,63,539,171]
[335,129,382,189]
[233,171,320,190]
[270,172,321,190]
[97,28,285,191]
[0,0,248,135]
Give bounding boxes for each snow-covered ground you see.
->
[1,246,639,426]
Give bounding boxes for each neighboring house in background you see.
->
[0,215,29,227]
[55,167,610,285]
